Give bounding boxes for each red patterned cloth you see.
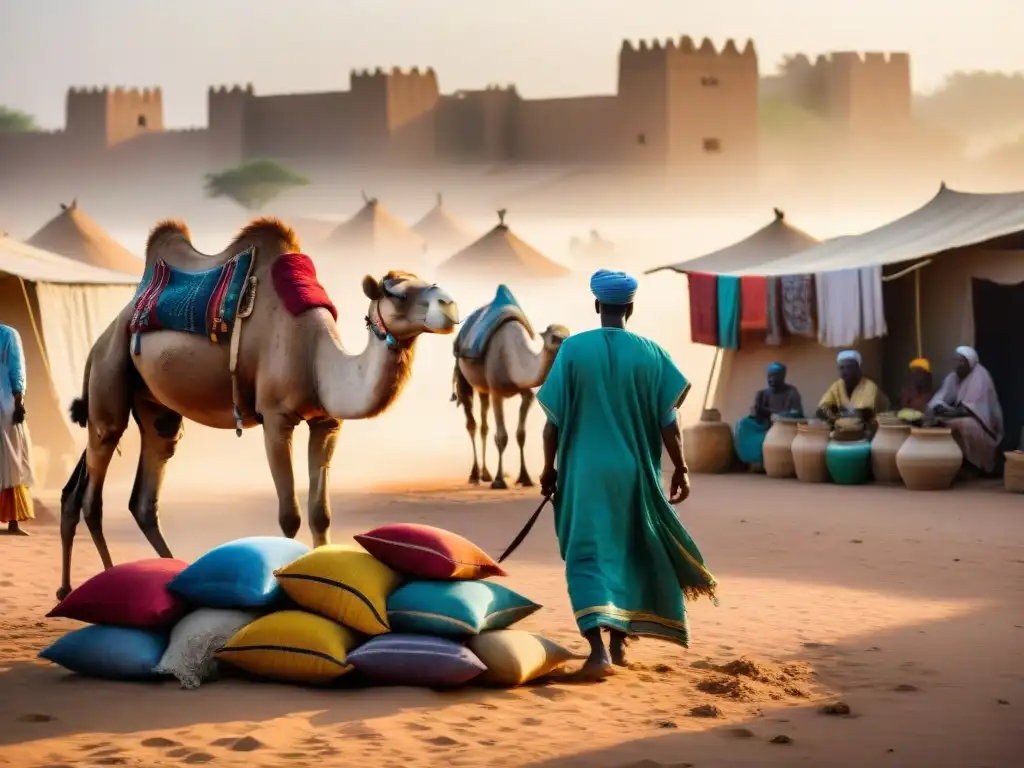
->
[740,276,769,331]
[271,253,337,321]
[687,272,719,346]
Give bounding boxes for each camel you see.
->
[451,304,568,489]
[57,217,459,600]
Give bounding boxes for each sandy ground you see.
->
[0,474,1021,768]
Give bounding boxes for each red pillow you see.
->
[354,524,506,580]
[48,558,189,628]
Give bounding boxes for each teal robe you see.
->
[537,328,717,647]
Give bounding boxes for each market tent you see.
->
[324,195,425,273]
[0,234,136,487]
[27,199,143,275]
[645,209,820,275]
[436,209,571,280]
[412,193,475,255]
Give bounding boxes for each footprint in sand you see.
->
[424,736,459,747]
[520,717,542,726]
[93,758,128,766]
[530,687,567,701]
[182,753,215,765]
[17,713,56,722]
[167,748,192,758]
[141,737,181,748]
[405,722,431,732]
[894,684,919,692]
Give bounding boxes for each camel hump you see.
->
[143,216,301,275]
[454,285,535,361]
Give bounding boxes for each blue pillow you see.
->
[39,625,167,680]
[348,634,486,687]
[168,536,310,609]
[386,580,540,639]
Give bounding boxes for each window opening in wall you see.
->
[702,138,721,153]
[701,76,719,87]
[137,114,148,128]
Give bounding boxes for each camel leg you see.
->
[127,396,181,558]
[491,394,509,490]
[461,389,481,485]
[307,417,341,547]
[263,411,301,538]
[515,390,535,487]
[479,393,493,483]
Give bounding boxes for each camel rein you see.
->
[495,493,552,564]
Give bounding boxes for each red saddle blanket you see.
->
[272,253,337,321]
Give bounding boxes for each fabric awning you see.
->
[0,235,138,285]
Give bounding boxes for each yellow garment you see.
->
[0,485,33,523]
[819,377,889,413]
[910,358,931,373]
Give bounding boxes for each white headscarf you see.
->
[836,349,862,366]
[955,346,979,369]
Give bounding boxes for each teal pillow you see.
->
[386,580,540,638]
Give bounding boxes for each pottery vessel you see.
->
[895,428,963,491]
[1004,451,1024,493]
[870,423,911,483]
[826,430,872,485]
[762,416,805,479]
[792,422,831,483]
[683,409,734,474]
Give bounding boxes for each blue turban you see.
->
[590,269,638,306]
[767,362,786,375]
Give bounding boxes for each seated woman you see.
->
[927,346,1004,475]
[816,350,890,432]
[900,358,934,414]
[735,362,804,466]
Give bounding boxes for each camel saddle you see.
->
[454,284,534,361]
[129,247,256,348]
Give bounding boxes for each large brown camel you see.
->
[452,321,568,489]
[58,217,459,600]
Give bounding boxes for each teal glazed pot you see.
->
[825,437,872,485]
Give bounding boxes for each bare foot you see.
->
[610,641,628,667]
[566,659,615,683]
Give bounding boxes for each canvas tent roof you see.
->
[412,193,474,250]
[27,200,142,275]
[730,185,1024,277]
[645,209,820,275]
[437,210,571,279]
[326,196,424,252]
[0,234,138,285]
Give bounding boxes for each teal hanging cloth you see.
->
[717,276,741,349]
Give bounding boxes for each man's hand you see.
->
[668,467,690,504]
[11,403,25,425]
[539,466,557,497]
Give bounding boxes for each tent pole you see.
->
[701,347,721,415]
[16,277,53,381]
[914,269,923,359]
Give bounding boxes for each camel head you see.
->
[541,324,570,353]
[362,271,460,342]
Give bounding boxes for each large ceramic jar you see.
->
[792,422,831,483]
[826,430,872,485]
[1004,451,1024,493]
[762,416,805,479]
[871,423,911,483]
[895,427,963,490]
[683,409,734,474]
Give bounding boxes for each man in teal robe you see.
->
[537,269,717,681]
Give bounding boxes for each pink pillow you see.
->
[354,524,507,580]
[48,559,189,628]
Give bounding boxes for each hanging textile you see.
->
[859,266,887,340]
[686,272,719,346]
[739,276,769,331]
[780,275,816,337]
[716,276,741,350]
[765,277,783,346]
[816,268,862,347]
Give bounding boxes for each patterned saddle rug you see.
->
[454,284,534,361]
[130,247,256,349]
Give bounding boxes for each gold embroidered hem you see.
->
[574,604,690,647]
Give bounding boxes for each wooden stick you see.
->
[914,269,923,359]
[701,347,722,414]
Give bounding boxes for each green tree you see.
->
[203,159,309,210]
[0,106,40,132]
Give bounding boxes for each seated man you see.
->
[735,362,803,466]
[900,358,934,414]
[927,346,1004,475]
[816,350,889,431]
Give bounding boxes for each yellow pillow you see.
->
[216,610,359,684]
[274,544,401,635]
[468,630,582,687]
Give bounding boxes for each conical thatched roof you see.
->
[412,193,475,253]
[27,199,142,275]
[325,194,425,262]
[437,209,570,279]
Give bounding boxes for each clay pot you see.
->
[683,409,734,474]
[870,423,911,483]
[895,427,963,491]
[792,422,831,483]
[826,431,872,485]
[762,416,805,479]
[1004,452,1024,494]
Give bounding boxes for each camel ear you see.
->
[362,275,382,300]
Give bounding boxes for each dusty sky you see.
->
[0,0,1015,129]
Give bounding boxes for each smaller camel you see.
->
[452,311,568,489]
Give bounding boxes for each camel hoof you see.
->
[56,585,72,601]
[518,476,535,488]
[481,470,493,483]
[490,478,509,490]
[469,472,481,485]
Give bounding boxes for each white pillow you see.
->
[154,608,258,689]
